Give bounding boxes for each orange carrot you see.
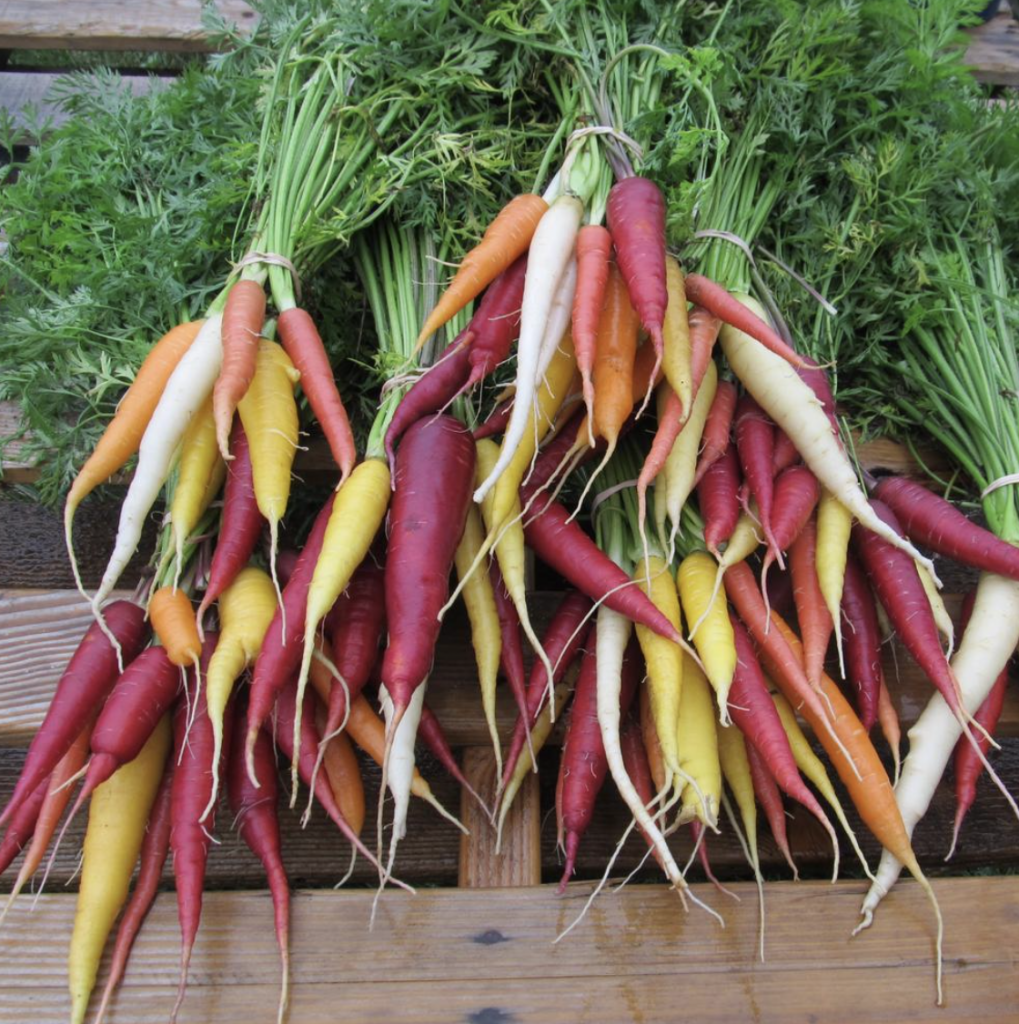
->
[688,306,722,399]
[415,193,548,352]
[214,279,266,460]
[572,224,613,438]
[789,515,832,691]
[149,587,202,681]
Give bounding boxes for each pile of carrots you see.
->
[4,23,1019,1023]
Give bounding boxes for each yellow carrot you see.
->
[662,257,693,421]
[816,488,853,674]
[203,566,277,819]
[68,715,171,1024]
[676,653,721,828]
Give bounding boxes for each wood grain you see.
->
[0,879,1016,1023]
[966,8,1019,86]
[0,1,257,52]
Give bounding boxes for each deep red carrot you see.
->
[693,379,738,487]
[384,331,474,475]
[245,492,336,755]
[683,274,806,368]
[688,306,723,400]
[93,759,174,1024]
[227,700,290,1023]
[606,177,668,379]
[416,704,486,814]
[950,591,1010,855]
[761,465,821,583]
[840,554,883,730]
[789,515,832,692]
[699,441,741,559]
[690,820,735,897]
[489,558,530,737]
[0,776,47,876]
[321,554,386,743]
[196,421,265,629]
[170,634,227,1023]
[873,475,1019,581]
[727,613,838,848]
[772,429,800,475]
[277,307,356,483]
[502,590,593,789]
[473,395,513,440]
[556,625,640,892]
[58,646,181,841]
[745,740,798,877]
[851,500,963,715]
[214,278,267,459]
[381,414,475,726]
[620,709,667,873]
[463,253,528,389]
[573,225,613,426]
[0,600,146,830]
[520,485,683,645]
[736,394,778,548]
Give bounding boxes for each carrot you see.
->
[228,701,291,1023]
[698,442,741,559]
[196,421,264,632]
[760,465,821,594]
[874,475,1019,581]
[735,394,779,553]
[796,356,841,435]
[620,709,668,873]
[0,777,47,878]
[0,600,146,830]
[489,558,530,772]
[816,488,853,675]
[688,307,722,405]
[772,429,800,475]
[461,252,529,392]
[277,306,356,483]
[877,673,903,784]
[573,225,613,435]
[237,338,300,605]
[90,315,224,638]
[318,726,366,841]
[948,590,1010,858]
[674,651,721,829]
[170,638,227,1023]
[745,740,797,878]
[637,383,684,530]
[149,586,202,686]
[244,491,336,777]
[416,705,486,816]
[64,320,203,598]
[69,716,171,1024]
[92,758,173,1024]
[684,274,805,368]
[840,554,883,730]
[214,278,267,459]
[692,379,737,487]
[661,257,694,421]
[789,515,832,692]
[415,193,548,353]
[473,394,513,440]
[606,176,668,389]
[204,566,278,819]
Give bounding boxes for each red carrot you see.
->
[949,591,1010,856]
[736,394,778,548]
[170,634,227,1023]
[520,485,683,644]
[277,307,356,484]
[796,356,840,434]
[245,491,336,755]
[772,429,800,475]
[693,380,738,487]
[789,515,832,691]
[573,225,613,426]
[0,776,47,876]
[620,709,667,873]
[840,554,883,730]
[489,558,530,737]
[214,278,266,459]
[745,741,798,877]
[873,475,1019,582]
[384,331,473,474]
[462,253,528,389]
[606,178,668,380]
[0,600,146,830]
[228,700,290,1023]
[761,465,821,583]
[93,759,174,1024]
[688,306,723,400]
[683,274,805,368]
[416,704,486,813]
[699,442,741,559]
[502,590,593,788]
[197,420,265,630]
[473,395,513,440]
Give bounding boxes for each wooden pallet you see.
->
[2,4,1019,1023]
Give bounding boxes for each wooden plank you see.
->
[458,747,541,888]
[0,1,257,52]
[1,588,1015,749]
[966,8,1019,86]
[0,879,1016,1022]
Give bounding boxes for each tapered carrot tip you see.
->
[170,942,193,1024]
[946,807,965,862]
[557,831,581,894]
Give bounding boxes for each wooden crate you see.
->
[2,5,1019,1023]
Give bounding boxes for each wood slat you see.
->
[966,8,1019,86]
[0,1,257,52]
[1,589,1016,749]
[0,879,1016,1023]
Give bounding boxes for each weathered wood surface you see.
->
[0,1,257,52]
[966,8,1019,86]
[1,879,1017,1024]
[1,587,1015,749]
